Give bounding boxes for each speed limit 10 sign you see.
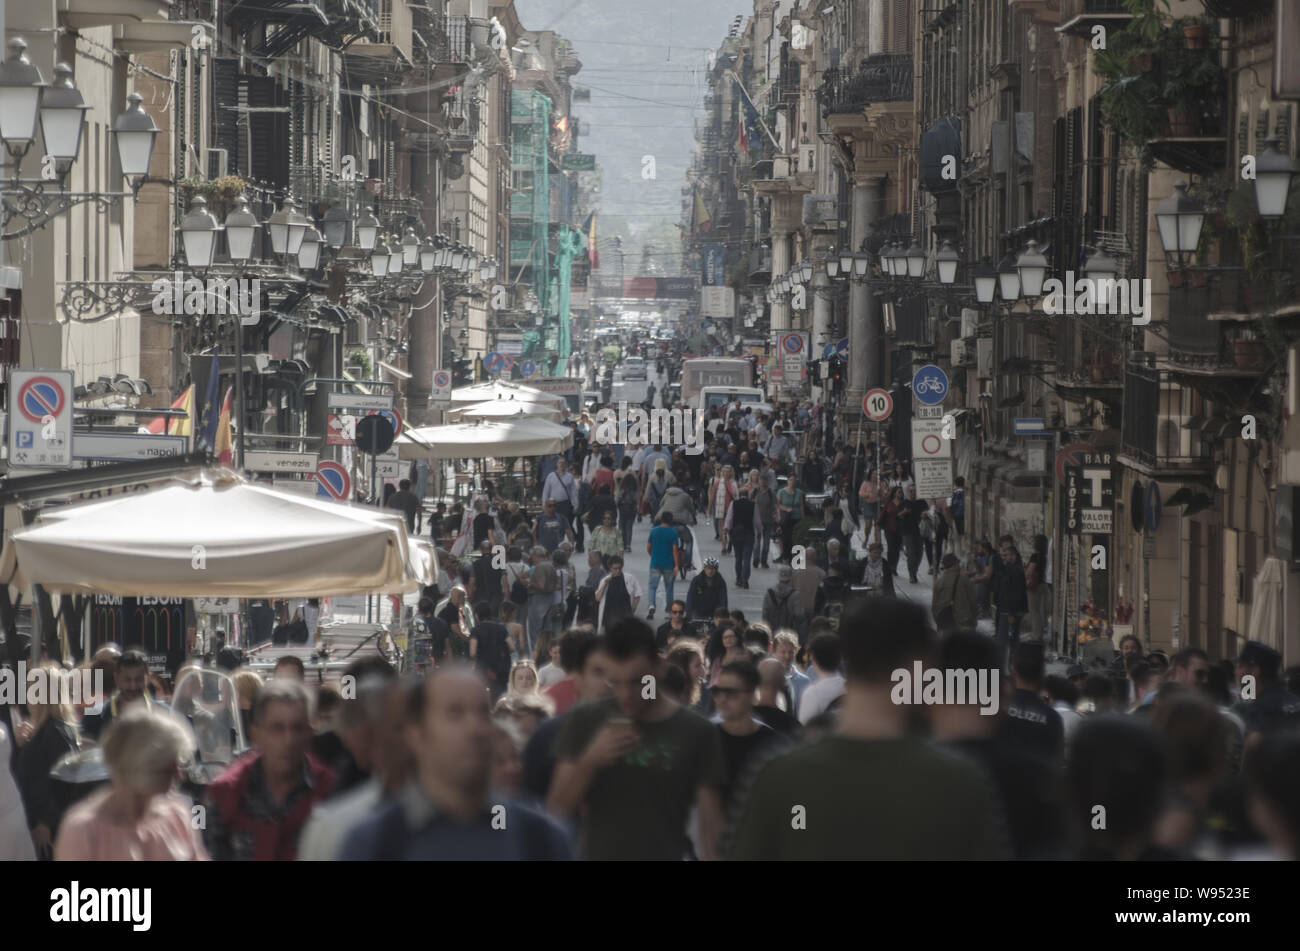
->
[863,388,893,422]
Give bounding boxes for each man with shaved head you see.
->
[339,665,571,860]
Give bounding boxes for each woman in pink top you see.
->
[55,708,209,861]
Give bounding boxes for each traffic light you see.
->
[451,357,472,386]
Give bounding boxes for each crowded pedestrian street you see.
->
[1,3,1300,928]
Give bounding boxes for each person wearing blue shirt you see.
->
[646,511,682,621]
[340,667,571,861]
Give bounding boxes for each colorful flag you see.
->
[196,348,222,453]
[693,189,712,234]
[145,385,194,436]
[216,386,234,466]
[584,212,599,269]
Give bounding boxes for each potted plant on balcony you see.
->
[1181,17,1210,50]
[1161,41,1224,137]
[1230,328,1267,369]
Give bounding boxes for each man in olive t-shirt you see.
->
[728,597,1009,861]
[550,617,725,860]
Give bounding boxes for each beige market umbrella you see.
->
[449,398,564,423]
[0,469,430,598]
[395,417,573,460]
[448,380,566,410]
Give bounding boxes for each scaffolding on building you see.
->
[511,89,552,361]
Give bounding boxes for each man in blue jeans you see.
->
[645,511,681,621]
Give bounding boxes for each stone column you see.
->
[770,231,791,332]
[811,250,831,402]
[847,173,886,408]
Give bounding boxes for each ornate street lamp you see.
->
[356,212,380,251]
[973,257,997,304]
[1016,240,1049,298]
[838,247,854,276]
[825,248,840,279]
[180,196,221,270]
[1154,180,1205,268]
[267,196,308,257]
[370,239,391,277]
[0,39,46,158]
[800,260,813,283]
[297,224,322,270]
[996,250,1021,301]
[111,92,159,186]
[38,63,89,168]
[935,241,960,285]
[401,227,421,266]
[421,242,437,272]
[322,205,349,249]
[223,194,259,262]
[1083,247,1118,285]
[853,249,870,279]
[1254,136,1297,219]
[905,241,926,279]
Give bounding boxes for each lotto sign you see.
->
[8,370,73,468]
[315,460,351,500]
[911,418,951,459]
[327,414,356,446]
[862,388,893,422]
[431,370,453,404]
[1063,454,1115,535]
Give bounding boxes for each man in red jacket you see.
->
[204,678,334,860]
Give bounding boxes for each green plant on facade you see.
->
[349,348,372,378]
[179,174,250,206]
[1095,6,1224,164]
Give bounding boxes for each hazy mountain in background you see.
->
[514,0,743,276]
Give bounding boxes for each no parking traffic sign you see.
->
[315,460,351,500]
[9,369,73,468]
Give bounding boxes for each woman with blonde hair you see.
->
[14,663,79,859]
[54,708,209,861]
[508,659,542,697]
[231,669,264,742]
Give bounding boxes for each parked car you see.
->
[623,356,648,380]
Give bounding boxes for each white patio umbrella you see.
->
[449,398,563,423]
[448,380,565,410]
[395,417,574,460]
[0,469,432,598]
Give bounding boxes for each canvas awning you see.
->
[448,380,566,410]
[0,469,431,597]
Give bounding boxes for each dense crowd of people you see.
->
[3,599,1299,861]
[2,341,1297,863]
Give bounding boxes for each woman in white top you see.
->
[708,465,738,551]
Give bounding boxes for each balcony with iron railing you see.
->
[1121,359,1214,476]
[820,53,913,115]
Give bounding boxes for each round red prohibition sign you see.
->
[921,434,942,455]
[17,376,66,423]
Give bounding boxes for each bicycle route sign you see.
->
[911,364,949,406]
